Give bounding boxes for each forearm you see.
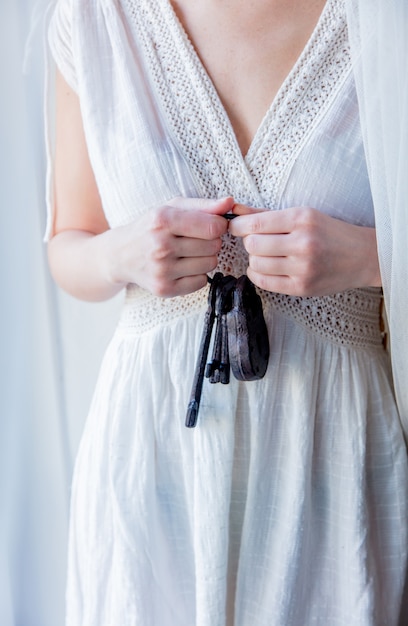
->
[356,225,382,288]
[47,229,127,302]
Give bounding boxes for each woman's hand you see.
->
[49,196,232,302]
[228,205,381,296]
[106,196,232,298]
[50,70,231,301]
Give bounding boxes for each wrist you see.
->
[100,226,130,290]
[47,228,126,301]
[359,226,382,288]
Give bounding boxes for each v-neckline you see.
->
[122,0,348,208]
[162,0,331,163]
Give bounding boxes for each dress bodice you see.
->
[48,0,383,349]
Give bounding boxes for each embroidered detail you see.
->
[247,7,351,207]
[119,284,383,349]
[122,0,350,209]
[118,0,381,349]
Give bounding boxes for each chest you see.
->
[77,0,374,231]
[170,0,327,155]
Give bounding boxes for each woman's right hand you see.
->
[107,196,232,298]
[49,70,231,302]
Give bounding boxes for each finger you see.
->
[170,274,209,297]
[242,233,292,257]
[151,273,209,298]
[168,196,235,215]
[248,254,291,276]
[147,255,217,297]
[173,255,219,280]
[176,236,223,258]
[168,210,229,240]
[229,209,295,238]
[231,203,266,216]
[247,267,294,296]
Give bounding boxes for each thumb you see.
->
[232,203,266,216]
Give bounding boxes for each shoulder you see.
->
[48,0,121,91]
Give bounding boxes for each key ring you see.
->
[185,273,269,428]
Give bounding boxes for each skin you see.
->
[229,204,380,297]
[48,0,381,302]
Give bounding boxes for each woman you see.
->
[46,0,408,623]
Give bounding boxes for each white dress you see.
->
[47,0,408,624]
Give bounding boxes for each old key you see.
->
[185,273,224,428]
[206,276,236,385]
[185,273,270,428]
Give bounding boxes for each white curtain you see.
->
[0,2,121,624]
[346,0,408,437]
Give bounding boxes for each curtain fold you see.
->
[1,4,68,624]
[346,0,408,437]
[0,2,121,624]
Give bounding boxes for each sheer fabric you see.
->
[1,2,69,624]
[346,0,408,438]
[0,2,121,624]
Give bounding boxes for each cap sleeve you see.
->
[48,0,78,92]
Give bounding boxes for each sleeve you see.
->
[48,0,78,92]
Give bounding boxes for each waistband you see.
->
[117,283,384,350]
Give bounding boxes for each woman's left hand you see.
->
[228,205,381,296]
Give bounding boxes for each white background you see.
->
[0,2,121,624]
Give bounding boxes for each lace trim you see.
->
[246,4,351,206]
[263,288,383,348]
[120,0,352,267]
[118,0,381,349]
[122,0,262,206]
[118,285,384,349]
[122,0,349,209]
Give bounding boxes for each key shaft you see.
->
[185,274,222,427]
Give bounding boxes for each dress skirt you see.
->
[65,291,408,626]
